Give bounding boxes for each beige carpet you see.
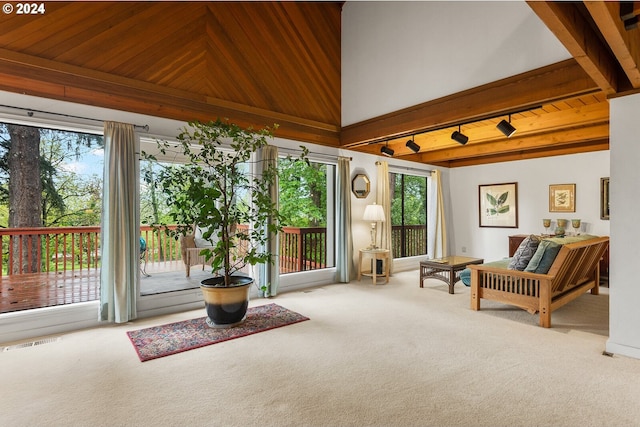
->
[1,270,639,427]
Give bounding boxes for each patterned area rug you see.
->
[127,303,309,362]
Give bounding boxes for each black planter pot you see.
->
[200,276,253,328]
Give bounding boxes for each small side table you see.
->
[358,248,390,284]
[419,256,484,294]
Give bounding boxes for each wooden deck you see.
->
[0,261,212,315]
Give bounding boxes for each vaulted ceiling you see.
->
[0,2,342,145]
[0,1,638,167]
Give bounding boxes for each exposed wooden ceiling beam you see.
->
[414,123,609,164]
[402,100,608,151]
[436,139,609,168]
[527,1,627,95]
[340,59,599,148]
[585,1,640,89]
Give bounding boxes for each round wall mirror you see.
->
[352,174,370,198]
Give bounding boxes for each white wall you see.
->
[606,92,640,360]
[450,151,610,262]
[341,1,570,125]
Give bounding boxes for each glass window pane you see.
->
[389,172,427,258]
[278,159,335,273]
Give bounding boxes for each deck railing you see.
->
[0,225,334,276]
[280,226,327,272]
[0,225,181,277]
[0,224,427,277]
[391,225,427,258]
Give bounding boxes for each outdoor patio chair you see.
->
[179,233,212,277]
[140,237,150,277]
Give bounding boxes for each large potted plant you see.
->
[143,119,299,328]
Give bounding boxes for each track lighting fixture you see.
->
[621,2,639,30]
[380,145,394,157]
[405,137,420,153]
[451,125,468,145]
[496,114,516,138]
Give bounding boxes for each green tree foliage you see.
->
[0,123,103,227]
[391,173,427,226]
[278,157,327,227]
[140,160,175,226]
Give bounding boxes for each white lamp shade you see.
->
[363,204,385,222]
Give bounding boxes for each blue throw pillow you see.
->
[533,241,562,274]
[524,240,551,272]
[460,268,471,286]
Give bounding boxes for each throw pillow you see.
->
[524,240,552,272]
[460,268,471,286]
[508,235,540,271]
[533,241,562,274]
[194,226,215,248]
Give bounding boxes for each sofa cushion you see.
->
[525,240,562,274]
[508,235,540,271]
[543,234,598,245]
[524,240,561,273]
[461,258,511,286]
[460,268,471,286]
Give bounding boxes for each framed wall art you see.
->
[549,183,576,212]
[600,177,609,220]
[479,182,518,228]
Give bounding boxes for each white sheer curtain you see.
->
[376,161,394,274]
[256,145,280,296]
[335,157,353,282]
[427,169,448,259]
[99,121,139,323]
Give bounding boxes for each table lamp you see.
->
[363,203,386,249]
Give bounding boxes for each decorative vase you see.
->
[555,219,567,237]
[200,275,253,328]
[572,219,581,235]
[542,219,551,235]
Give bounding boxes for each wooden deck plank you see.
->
[0,261,192,314]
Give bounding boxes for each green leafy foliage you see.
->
[278,157,327,227]
[141,119,307,286]
[0,123,103,227]
[485,191,510,215]
[391,173,427,226]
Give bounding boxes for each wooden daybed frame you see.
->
[468,236,609,328]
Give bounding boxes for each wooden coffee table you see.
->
[419,256,484,294]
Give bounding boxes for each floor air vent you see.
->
[3,337,62,352]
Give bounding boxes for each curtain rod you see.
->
[278,145,351,162]
[376,160,433,174]
[0,104,150,132]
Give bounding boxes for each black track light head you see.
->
[380,145,394,157]
[496,118,516,137]
[451,130,468,145]
[406,139,421,153]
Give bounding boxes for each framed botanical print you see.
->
[601,177,609,220]
[479,182,518,228]
[549,184,576,212]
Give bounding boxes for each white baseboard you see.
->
[606,340,640,360]
[0,302,101,344]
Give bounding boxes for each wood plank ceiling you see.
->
[0,2,342,145]
[0,1,638,167]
